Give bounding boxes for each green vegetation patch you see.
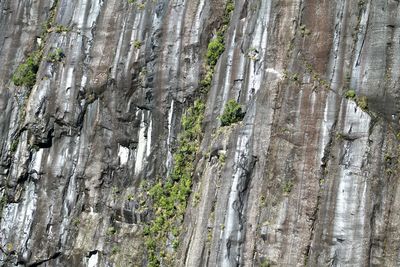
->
[206,35,225,66]
[344,89,356,100]
[12,51,42,87]
[133,40,142,49]
[283,180,294,194]
[54,24,70,33]
[200,0,234,91]
[145,100,205,266]
[143,1,235,265]
[46,48,64,63]
[220,99,245,126]
[10,139,19,153]
[344,89,368,111]
[12,0,61,88]
[0,193,8,220]
[356,96,368,111]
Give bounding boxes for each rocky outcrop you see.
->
[1,0,400,266]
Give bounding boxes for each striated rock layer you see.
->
[1,0,400,266]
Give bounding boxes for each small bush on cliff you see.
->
[206,35,225,66]
[344,89,368,111]
[220,99,245,126]
[357,96,368,110]
[133,40,142,49]
[344,89,356,100]
[12,51,41,87]
[46,48,64,62]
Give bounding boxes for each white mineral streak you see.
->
[247,0,271,100]
[330,101,370,264]
[87,251,99,267]
[146,117,152,157]
[135,111,146,174]
[118,145,130,165]
[220,28,237,108]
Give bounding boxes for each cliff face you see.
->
[1,0,400,266]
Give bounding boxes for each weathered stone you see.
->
[0,0,400,266]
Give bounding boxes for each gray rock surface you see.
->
[1,0,400,266]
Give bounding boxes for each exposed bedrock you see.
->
[0,0,400,266]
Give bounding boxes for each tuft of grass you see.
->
[0,194,8,220]
[357,96,368,111]
[54,24,70,33]
[46,48,64,63]
[283,180,294,194]
[133,40,142,49]
[299,24,311,36]
[106,227,117,236]
[111,246,120,254]
[344,89,368,110]
[127,194,134,201]
[10,139,19,153]
[136,3,145,9]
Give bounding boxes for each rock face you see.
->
[1,0,400,266]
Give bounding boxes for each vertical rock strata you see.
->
[0,0,399,266]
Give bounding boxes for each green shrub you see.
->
[220,99,245,126]
[12,51,42,87]
[223,0,235,24]
[111,246,120,254]
[283,180,294,194]
[200,67,213,88]
[226,1,235,14]
[54,24,70,33]
[357,96,368,110]
[344,89,356,99]
[0,194,8,219]
[10,139,19,153]
[299,24,311,36]
[261,259,271,267]
[46,48,64,62]
[136,3,145,9]
[344,89,368,110]
[206,35,225,66]
[106,227,117,236]
[133,40,142,49]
